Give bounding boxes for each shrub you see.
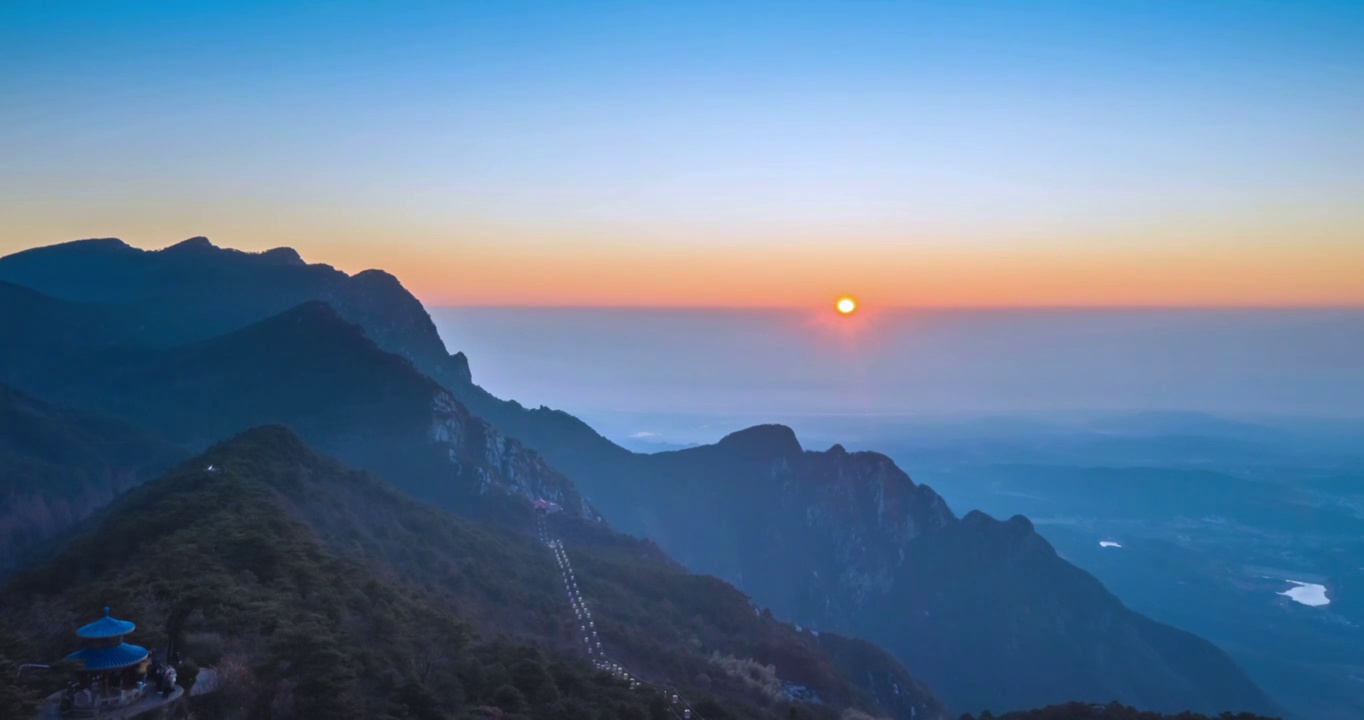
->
[708,652,784,703]
[183,631,227,665]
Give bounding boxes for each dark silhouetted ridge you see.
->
[0,295,596,522]
[258,246,304,265]
[717,423,803,455]
[219,298,366,340]
[160,235,216,253]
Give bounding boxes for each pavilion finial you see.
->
[104,605,111,616]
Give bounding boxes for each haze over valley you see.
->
[428,307,1364,720]
[432,307,1364,419]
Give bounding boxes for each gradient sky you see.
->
[2,1,1362,307]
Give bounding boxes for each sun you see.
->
[835,296,857,315]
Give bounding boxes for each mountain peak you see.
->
[191,425,324,482]
[274,299,348,324]
[259,246,305,266]
[961,509,994,526]
[352,268,402,285]
[184,300,373,358]
[450,350,474,385]
[717,424,803,455]
[162,236,217,253]
[959,510,1045,549]
[71,237,133,250]
[217,423,307,450]
[0,237,136,266]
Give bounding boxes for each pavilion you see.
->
[60,607,152,717]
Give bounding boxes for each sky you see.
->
[2,0,1363,308]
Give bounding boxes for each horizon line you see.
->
[430,302,1364,311]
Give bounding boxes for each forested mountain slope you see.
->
[0,426,945,720]
[0,382,184,572]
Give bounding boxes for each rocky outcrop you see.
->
[552,425,1280,717]
[430,391,593,518]
[572,429,956,623]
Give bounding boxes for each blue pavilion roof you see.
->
[66,642,148,671]
[77,607,136,639]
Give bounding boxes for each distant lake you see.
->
[1280,580,1331,607]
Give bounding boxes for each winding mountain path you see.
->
[536,511,702,719]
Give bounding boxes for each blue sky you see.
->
[3,0,1362,306]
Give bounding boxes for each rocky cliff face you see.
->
[558,426,1280,717]
[574,426,957,623]
[429,390,594,518]
[783,442,955,615]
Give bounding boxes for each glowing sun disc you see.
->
[836,297,857,315]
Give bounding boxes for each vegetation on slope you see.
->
[1,426,944,720]
[957,700,1279,719]
[0,382,184,573]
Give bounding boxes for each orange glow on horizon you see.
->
[380,238,1364,309]
[4,213,1364,310]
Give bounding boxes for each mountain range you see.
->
[0,237,1284,718]
[3,425,942,720]
[0,276,590,525]
[554,429,1276,714]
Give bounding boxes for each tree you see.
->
[492,683,527,713]
[0,627,42,718]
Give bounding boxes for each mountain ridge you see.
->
[0,236,635,467]
[0,283,594,525]
[2,425,948,720]
[0,237,1283,717]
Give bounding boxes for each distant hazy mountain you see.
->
[937,463,1364,535]
[0,237,629,470]
[2,426,946,720]
[555,426,1280,716]
[0,382,184,572]
[0,238,1281,717]
[613,435,704,454]
[0,283,589,523]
